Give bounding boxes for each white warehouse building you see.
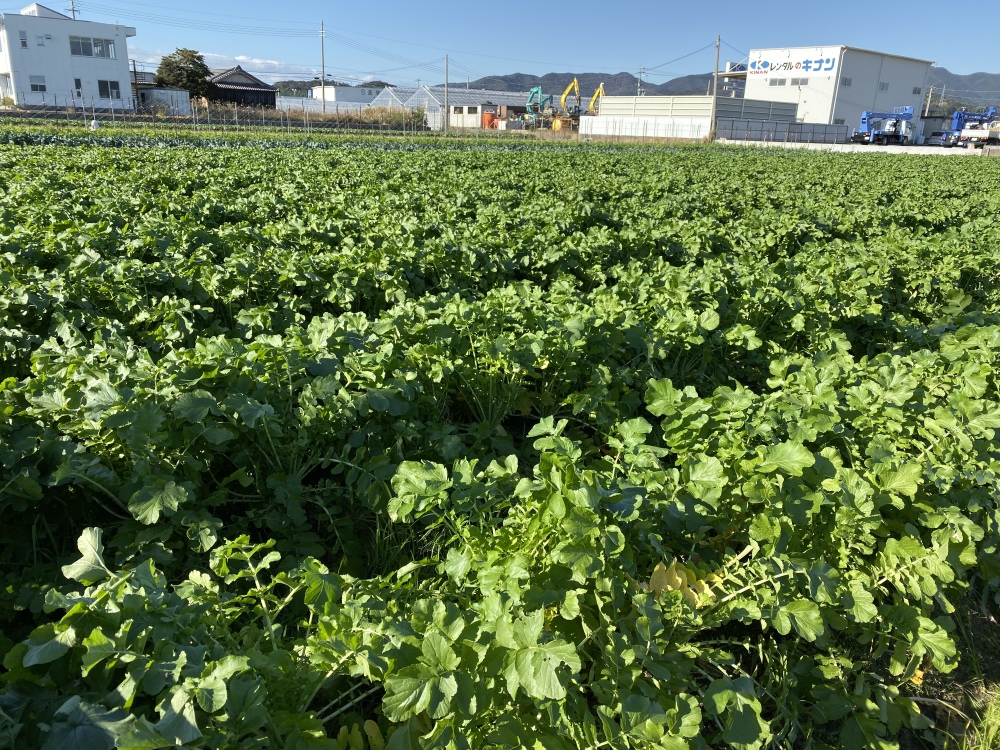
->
[743,45,932,130]
[0,3,136,108]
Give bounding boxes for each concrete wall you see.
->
[0,10,135,108]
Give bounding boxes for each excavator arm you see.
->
[588,83,605,113]
[560,77,580,113]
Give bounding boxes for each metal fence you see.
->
[0,101,429,135]
[717,119,850,144]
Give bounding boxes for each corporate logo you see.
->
[748,56,837,75]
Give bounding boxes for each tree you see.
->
[155,49,215,99]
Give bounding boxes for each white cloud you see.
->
[128,46,319,82]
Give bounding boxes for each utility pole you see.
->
[637,66,644,96]
[131,58,139,109]
[444,54,449,133]
[939,84,946,106]
[924,86,934,117]
[67,0,76,19]
[709,35,720,142]
[320,21,326,114]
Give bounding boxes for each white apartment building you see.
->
[0,3,136,108]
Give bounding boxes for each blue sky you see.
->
[32,0,999,90]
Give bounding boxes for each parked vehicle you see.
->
[945,107,997,148]
[851,106,915,145]
[924,131,948,146]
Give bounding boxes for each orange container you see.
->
[482,112,496,129]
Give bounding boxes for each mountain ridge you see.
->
[273,66,1000,107]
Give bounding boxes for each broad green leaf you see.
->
[645,378,683,417]
[129,481,190,525]
[61,527,111,585]
[699,308,720,331]
[498,611,581,701]
[757,442,815,476]
[191,674,228,714]
[23,625,77,667]
[81,628,119,676]
[872,462,922,497]
[843,581,877,623]
[41,698,130,750]
[155,689,201,745]
[367,388,409,416]
[780,600,825,642]
[383,672,458,722]
[389,461,451,521]
[443,548,471,582]
[172,390,218,424]
[704,677,769,749]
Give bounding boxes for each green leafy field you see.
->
[1,138,1000,749]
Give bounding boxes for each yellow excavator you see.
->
[553,77,582,131]
[588,82,605,114]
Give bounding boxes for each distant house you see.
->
[131,69,191,115]
[404,86,530,130]
[208,65,275,107]
[0,2,136,108]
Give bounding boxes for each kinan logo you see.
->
[748,60,771,75]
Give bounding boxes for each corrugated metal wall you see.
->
[599,96,714,118]
[598,96,798,123]
[717,99,798,122]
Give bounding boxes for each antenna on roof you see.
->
[67,0,77,19]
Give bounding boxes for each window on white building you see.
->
[769,78,786,87]
[36,35,44,46]
[19,31,28,49]
[790,78,809,86]
[453,106,463,114]
[912,86,921,95]
[879,82,889,91]
[29,75,46,92]
[74,78,82,98]
[833,118,846,125]
[841,77,852,87]
[70,36,116,59]
[92,38,115,58]
[98,80,121,99]
[467,106,478,114]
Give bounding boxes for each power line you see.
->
[77,0,636,74]
[722,40,747,59]
[645,43,715,73]
[77,2,315,36]
[81,0,315,27]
